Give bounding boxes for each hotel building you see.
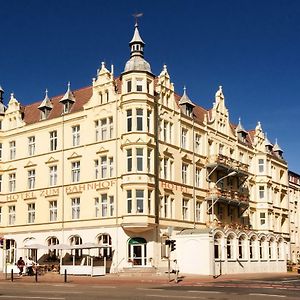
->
[0,23,292,275]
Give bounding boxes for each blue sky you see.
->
[0,0,299,173]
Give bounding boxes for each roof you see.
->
[23,86,92,125]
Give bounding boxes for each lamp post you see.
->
[210,171,237,225]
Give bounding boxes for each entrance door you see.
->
[128,237,147,266]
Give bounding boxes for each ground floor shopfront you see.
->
[0,226,288,275]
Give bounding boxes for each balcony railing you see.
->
[206,188,250,205]
[206,154,249,173]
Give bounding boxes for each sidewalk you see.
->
[0,271,299,286]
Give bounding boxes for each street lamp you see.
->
[210,171,237,226]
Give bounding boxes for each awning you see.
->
[128,237,147,245]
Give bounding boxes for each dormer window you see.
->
[186,106,193,117]
[40,109,51,120]
[63,102,72,114]
[59,82,76,115]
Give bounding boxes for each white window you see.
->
[101,119,107,140]
[109,196,114,216]
[260,212,266,225]
[95,198,100,217]
[8,205,16,225]
[195,168,201,187]
[71,198,80,219]
[63,102,72,114]
[162,195,168,218]
[147,149,152,172]
[182,199,189,220]
[196,201,201,222]
[136,190,144,213]
[0,174,2,192]
[109,157,113,177]
[28,169,36,190]
[127,190,132,213]
[100,156,107,178]
[169,123,173,144]
[0,143,2,159]
[49,201,57,222]
[50,131,57,151]
[147,110,151,132]
[181,128,187,148]
[182,163,188,184]
[214,234,222,259]
[163,158,168,179]
[9,141,16,159]
[72,125,80,146]
[136,78,143,92]
[101,194,108,217]
[71,161,80,182]
[28,136,35,156]
[95,120,100,141]
[136,148,143,171]
[259,186,265,199]
[195,134,201,153]
[28,203,35,223]
[258,159,264,173]
[127,149,132,172]
[94,160,99,179]
[126,109,132,132]
[227,235,235,259]
[163,120,168,142]
[9,173,16,192]
[108,117,113,138]
[250,237,256,260]
[49,165,57,186]
[136,109,143,131]
[238,236,246,259]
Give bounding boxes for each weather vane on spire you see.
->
[132,12,143,26]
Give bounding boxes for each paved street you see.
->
[0,272,300,299]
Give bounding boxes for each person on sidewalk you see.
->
[17,257,25,276]
[26,257,35,276]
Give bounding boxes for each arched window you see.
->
[269,237,276,259]
[47,236,59,259]
[249,236,257,260]
[214,233,222,259]
[260,237,267,260]
[227,234,235,259]
[277,238,284,260]
[23,237,37,262]
[238,235,246,259]
[97,234,112,259]
[69,235,82,258]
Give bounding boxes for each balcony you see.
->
[121,215,157,233]
[205,188,249,208]
[206,154,249,175]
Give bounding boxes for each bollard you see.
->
[11,269,13,282]
[64,269,67,283]
[35,269,38,282]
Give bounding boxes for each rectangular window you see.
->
[101,194,108,217]
[8,205,16,225]
[0,174,2,192]
[259,186,265,199]
[181,128,187,148]
[127,110,132,132]
[9,173,16,192]
[182,199,189,220]
[28,203,35,223]
[127,149,132,172]
[71,161,80,182]
[28,136,35,156]
[136,79,143,91]
[0,143,2,159]
[127,80,132,92]
[28,169,36,190]
[108,117,113,139]
[136,109,143,131]
[127,190,132,213]
[95,120,100,141]
[136,148,143,171]
[169,123,173,144]
[163,120,168,142]
[101,119,107,140]
[109,196,114,216]
[147,110,151,132]
[94,160,99,179]
[260,212,266,225]
[196,168,201,187]
[95,197,100,217]
[49,200,57,222]
[163,158,168,179]
[49,165,57,186]
[182,163,188,184]
[136,190,144,213]
[109,157,113,177]
[258,159,264,173]
[100,156,107,178]
[147,149,152,172]
[71,198,80,219]
[72,125,80,146]
[196,201,201,222]
[50,131,57,151]
[9,141,16,159]
[195,134,201,153]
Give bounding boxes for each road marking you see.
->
[146,295,199,299]
[137,288,164,291]
[188,290,221,294]
[32,291,81,294]
[92,285,116,288]
[0,296,65,300]
[249,293,286,298]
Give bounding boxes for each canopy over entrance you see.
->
[128,237,147,245]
